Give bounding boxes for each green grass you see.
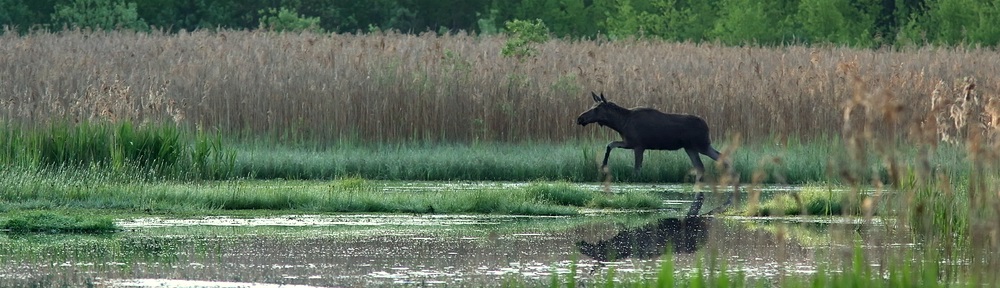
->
[1,211,117,234]
[0,170,663,216]
[0,122,980,185]
[232,136,968,185]
[740,186,853,216]
[0,121,235,180]
[524,181,663,210]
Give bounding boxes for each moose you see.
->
[577,92,733,215]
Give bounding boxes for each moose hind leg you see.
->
[702,147,721,161]
[702,147,731,172]
[699,146,737,215]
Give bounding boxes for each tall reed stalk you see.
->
[2,30,998,144]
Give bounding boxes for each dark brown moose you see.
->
[577,92,731,215]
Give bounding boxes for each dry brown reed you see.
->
[2,30,999,144]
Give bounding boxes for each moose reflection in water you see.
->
[576,92,734,215]
[577,216,708,263]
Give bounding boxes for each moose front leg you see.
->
[633,148,645,175]
[685,147,708,216]
[601,141,630,169]
[684,148,707,183]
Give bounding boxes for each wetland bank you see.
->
[1,30,999,287]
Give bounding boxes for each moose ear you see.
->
[599,93,608,103]
[591,92,600,102]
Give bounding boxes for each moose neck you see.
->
[598,105,633,134]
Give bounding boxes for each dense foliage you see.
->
[2,0,1000,46]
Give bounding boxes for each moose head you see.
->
[576,92,627,127]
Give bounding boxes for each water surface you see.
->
[1,215,909,287]
[0,183,908,287]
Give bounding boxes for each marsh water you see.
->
[0,183,911,287]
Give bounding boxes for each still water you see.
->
[0,185,909,287]
[1,215,909,287]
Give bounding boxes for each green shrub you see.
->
[258,7,323,33]
[502,19,548,60]
[51,0,148,31]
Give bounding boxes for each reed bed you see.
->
[2,30,999,144]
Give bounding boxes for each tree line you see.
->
[2,0,999,47]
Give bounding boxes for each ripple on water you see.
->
[104,279,325,288]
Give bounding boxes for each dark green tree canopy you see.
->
[1,0,996,47]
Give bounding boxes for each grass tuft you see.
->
[743,186,850,216]
[1,211,118,234]
[331,175,369,190]
[526,181,596,206]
